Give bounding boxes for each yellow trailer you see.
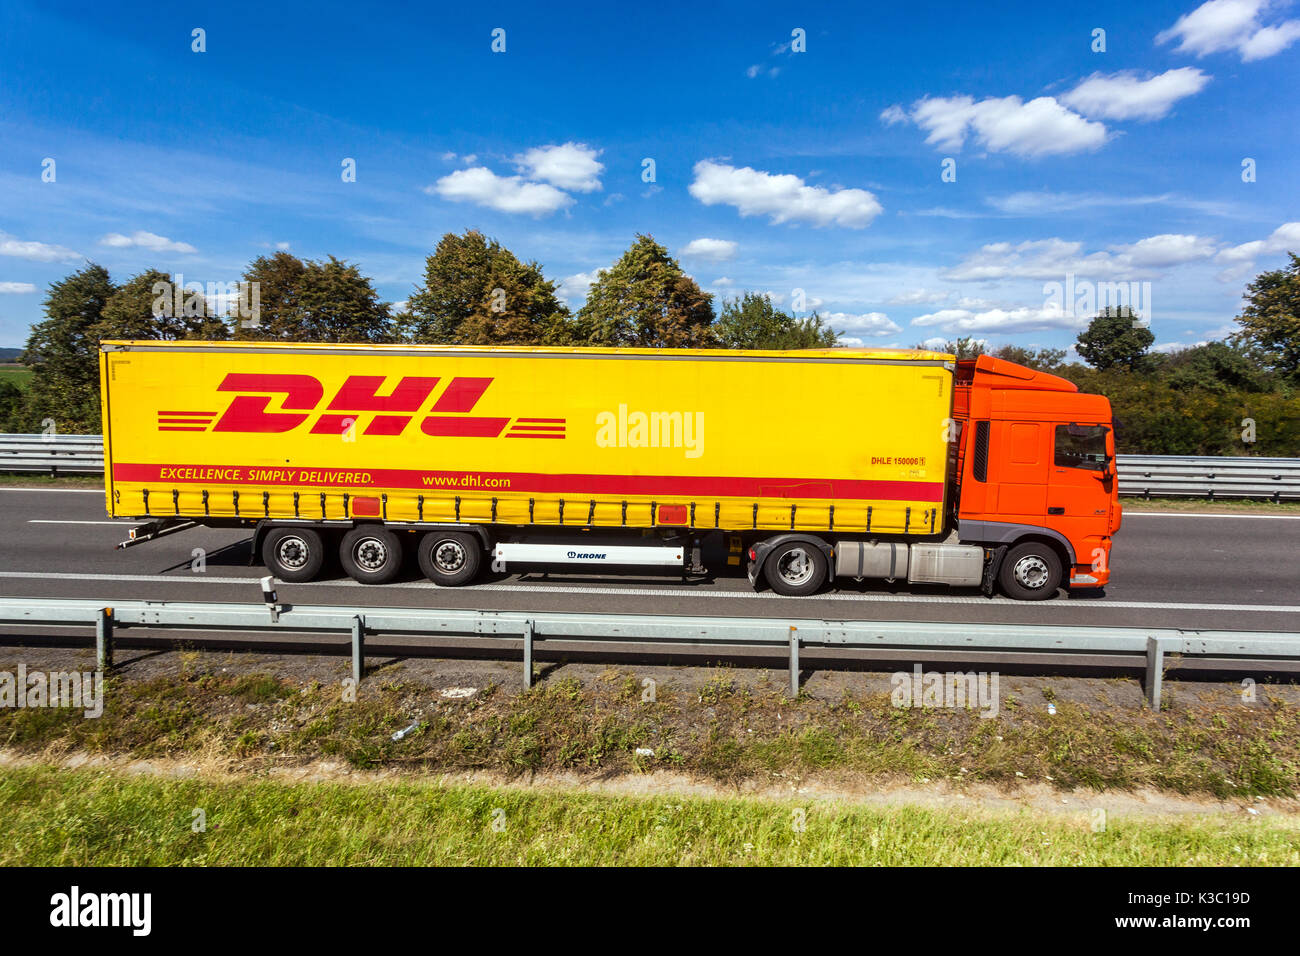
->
[100,340,956,593]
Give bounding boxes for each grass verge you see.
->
[3,666,1297,799]
[1,763,1295,866]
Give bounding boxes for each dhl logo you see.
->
[157,374,565,439]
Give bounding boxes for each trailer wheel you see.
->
[763,540,828,596]
[417,531,482,586]
[262,528,326,583]
[340,526,404,585]
[998,541,1063,600]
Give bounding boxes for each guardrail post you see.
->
[1145,636,1165,710]
[351,615,364,684]
[96,607,113,671]
[788,626,800,697]
[522,619,534,689]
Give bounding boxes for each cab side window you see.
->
[1054,424,1109,471]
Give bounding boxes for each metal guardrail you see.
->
[1116,455,1300,500]
[1,597,1297,708]
[0,433,103,475]
[2,434,1298,500]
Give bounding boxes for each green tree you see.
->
[992,344,1067,371]
[92,269,228,342]
[1234,252,1300,379]
[916,337,986,359]
[405,230,571,345]
[576,235,716,348]
[20,263,117,433]
[236,253,393,342]
[1164,341,1269,393]
[232,251,306,339]
[0,380,23,432]
[1075,307,1154,371]
[714,292,838,349]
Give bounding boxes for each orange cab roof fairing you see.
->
[957,355,1079,392]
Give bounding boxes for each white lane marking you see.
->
[0,570,1296,613]
[0,487,102,493]
[27,520,121,525]
[1124,511,1300,519]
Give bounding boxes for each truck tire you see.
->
[262,527,326,583]
[340,526,404,585]
[998,541,1063,600]
[417,531,482,586]
[763,540,828,596]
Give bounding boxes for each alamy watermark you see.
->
[151,274,261,327]
[595,405,704,458]
[1043,273,1152,326]
[0,664,103,718]
[891,664,999,718]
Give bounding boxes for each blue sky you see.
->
[1,0,1298,353]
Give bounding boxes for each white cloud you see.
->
[879,104,908,125]
[1061,68,1210,120]
[558,271,600,303]
[822,311,901,336]
[688,160,883,228]
[941,234,1218,281]
[514,143,604,192]
[1214,220,1300,278]
[888,288,950,305]
[1157,0,1300,61]
[912,303,1083,334]
[761,290,787,305]
[390,300,408,313]
[985,190,1234,217]
[0,232,81,263]
[711,276,735,287]
[682,238,738,261]
[99,231,197,254]
[276,241,291,251]
[904,95,1107,158]
[429,167,573,215]
[1114,234,1218,268]
[1216,220,1300,261]
[0,281,37,293]
[1153,340,1210,353]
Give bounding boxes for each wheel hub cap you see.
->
[778,548,814,586]
[434,542,465,573]
[1014,555,1049,589]
[355,539,389,571]
[277,537,309,569]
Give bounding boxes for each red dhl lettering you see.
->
[201,373,521,438]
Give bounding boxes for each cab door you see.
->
[1047,423,1113,564]
[989,420,1048,524]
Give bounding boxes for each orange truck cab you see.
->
[952,355,1122,598]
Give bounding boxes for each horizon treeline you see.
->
[2,232,1297,457]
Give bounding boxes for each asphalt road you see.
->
[1,486,1297,632]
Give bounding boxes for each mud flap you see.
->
[981,545,1008,597]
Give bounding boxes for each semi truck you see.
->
[98,340,1121,599]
